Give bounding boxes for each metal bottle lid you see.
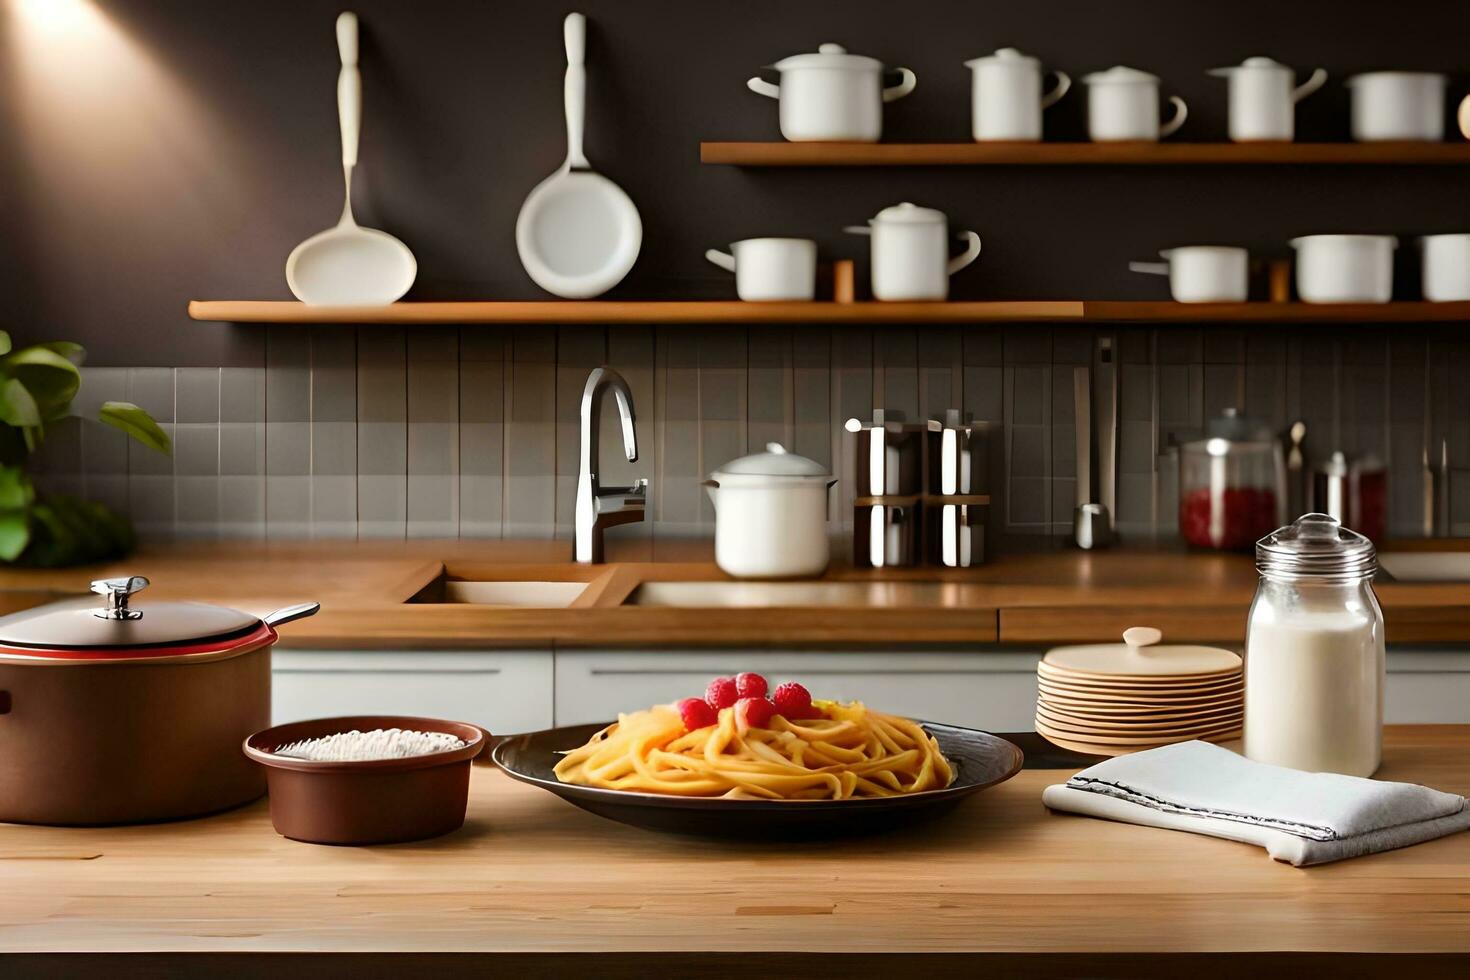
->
[1256,513,1377,582]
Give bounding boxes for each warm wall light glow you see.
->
[10,0,105,40]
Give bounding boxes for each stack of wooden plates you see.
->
[1035,626,1244,757]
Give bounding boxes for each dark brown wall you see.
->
[2,0,1466,366]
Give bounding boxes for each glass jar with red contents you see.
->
[1179,410,1287,550]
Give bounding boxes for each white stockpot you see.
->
[1128,246,1250,303]
[1208,56,1326,142]
[1420,234,1470,302]
[1346,72,1448,141]
[703,444,836,579]
[747,43,916,143]
[964,47,1070,142]
[845,202,982,301]
[1290,234,1397,304]
[1083,65,1187,141]
[705,238,817,301]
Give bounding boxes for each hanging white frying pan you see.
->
[515,12,642,299]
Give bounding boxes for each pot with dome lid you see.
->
[0,575,318,825]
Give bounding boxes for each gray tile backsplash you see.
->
[37,325,1470,547]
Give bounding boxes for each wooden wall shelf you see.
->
[190,299,1470,326]
[700,141,1470,167]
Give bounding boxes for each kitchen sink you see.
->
[627,580,960,608]
[1378,552,1470,583]
[409,566,596,608]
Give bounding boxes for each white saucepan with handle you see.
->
[516,13,642,299]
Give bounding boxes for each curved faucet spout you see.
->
[576,367,645,563]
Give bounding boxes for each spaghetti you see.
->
[553,700,953,800]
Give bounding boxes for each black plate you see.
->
[492,721,1024,838]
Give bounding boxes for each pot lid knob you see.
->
[818,43,847,55]
[90,575,149,621]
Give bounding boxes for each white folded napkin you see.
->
[1042,740,1470,866]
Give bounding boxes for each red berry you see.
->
[735,672,768,700]
[772,682,813,718]
[677,697,717,732]
[735,696,776,729]
[705,676,739,710]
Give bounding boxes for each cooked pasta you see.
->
[553,700,953,800]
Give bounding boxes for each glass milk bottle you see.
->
[1244,514,1384,776]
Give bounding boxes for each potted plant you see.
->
[0,331,170,566]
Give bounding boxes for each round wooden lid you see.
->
[1042,626,1241,679]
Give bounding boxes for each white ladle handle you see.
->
[336,12,361,169]
[563,13,589,170]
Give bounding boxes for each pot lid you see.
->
[1082,65,1159,85]
[870,201,946,225]
[1346,71,1448,86]
[1256,513,1376,580]
[1044,627,1242,678]
[712,442,831,480]
[1208,55,1290,77]
[965,47,1038,69]
[771,42,884,73]
[0,576,265,652]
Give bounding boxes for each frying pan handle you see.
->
[336,13,361,169]
[563,13,589,170]
[263,602,321,629]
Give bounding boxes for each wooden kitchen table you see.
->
[2,727,1468,978]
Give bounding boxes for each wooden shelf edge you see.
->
[190,299,1470,326]
[701,141,1470,167]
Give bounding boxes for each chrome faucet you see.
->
[575,367,647,563]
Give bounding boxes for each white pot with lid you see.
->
[1346,72,1449,141]
[845,202,982,301]
[747,43,916,143]
[1207,56,1327,142]
[1128,246,1249,303]
[1290,234,1397,303]
[1419,233,1470,302]
[703,443,836,579]
[1083,66,1188,142]
[964,47,1071,142]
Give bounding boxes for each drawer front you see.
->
[1387,650,1470,723]
[554,651,1041,731]
[272,649,553,733]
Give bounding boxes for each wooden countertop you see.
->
[0,539,1466,648]
[4,726,1468,976]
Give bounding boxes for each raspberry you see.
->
[735,696,776,729]
[705,676,739,710]
[677,697,718,732]
[735,672,768,700]
[772,682,813,718]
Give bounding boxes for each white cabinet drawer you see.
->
[553,650,1041,731]
[1387,650,1470,724]
[272,649,553,733]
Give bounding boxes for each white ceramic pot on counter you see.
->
[1083,66,1187,141]
[1129,246,1250,303]
[706,238,817,301]
[845,202,981,301]
[1420,234,1470,302]
[747,43,916,143]
[1346,72,1449,141]
[1290,234,1397,303]
[964,47,1070,141]
[1208,56,1327,142]
[703,444,836,579]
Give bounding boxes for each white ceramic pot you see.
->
[964,47,1070,142]
[844,202,981,301]
[1346,72,1448,141]
[703,444,836,579]
[747,43,916,143]
[1420,233,1470,302]
[1128,246,1250,303]
[1290,235,1397,304]
[1083,66,1187,142]
[705,238,817,301]
[1208,57,1326,142]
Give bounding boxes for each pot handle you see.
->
[1128,261,1171,276]
[1159,95,1188,138]
[704,249,736,273]
[746,76,780,99]
[700,478,719,510]
[263,602,321,629]
[1293,68,1328,102]
[947,231,982,276]
[843,224,872,236]
[1041,70,1072,109]
[882,67,917,103]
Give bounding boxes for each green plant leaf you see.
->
[38,341,85,366]
[0,331,11,356]
[0,465,34,511]
[99,400,171,454]
[0,378,41,427]
[0,465,32,562]
[6,346,81,422]
[0,509,29,562]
